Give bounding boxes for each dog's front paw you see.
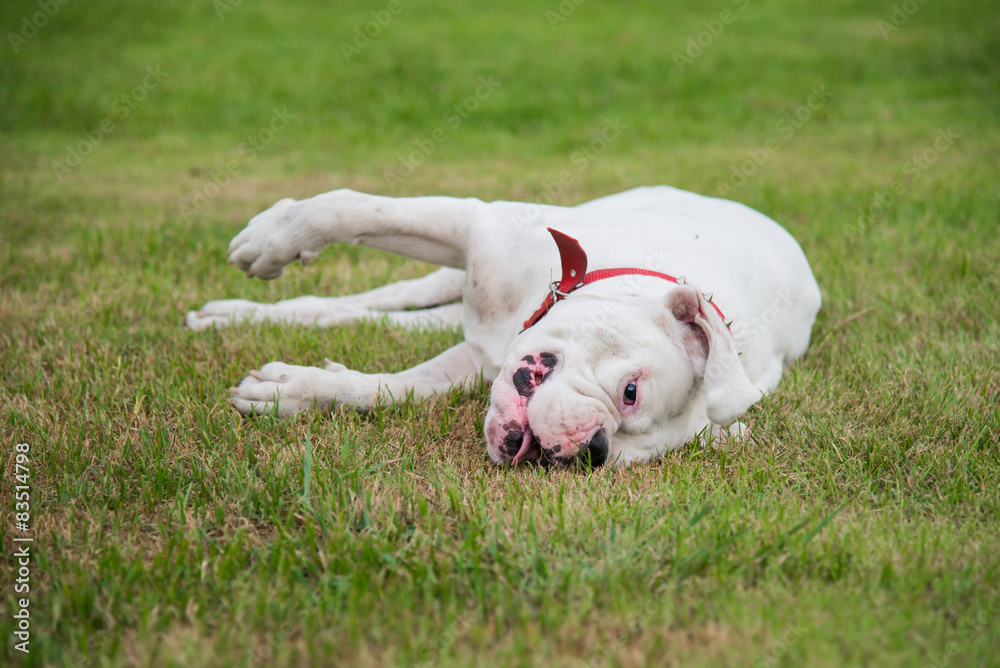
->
[230,362,325,417]
[227,198,323,279]
[185,299,270,331]
[229,362,373,416]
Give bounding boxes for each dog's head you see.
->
[484,283,760,468]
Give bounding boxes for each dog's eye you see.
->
[623,382,637,405]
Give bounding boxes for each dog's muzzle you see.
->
[502,424,608,468]
[487,352,609,468]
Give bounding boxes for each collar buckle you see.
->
[549,280,571,302]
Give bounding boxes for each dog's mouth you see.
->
[504,423,545,465]
[499,419,603,468]
[497,408,548,465]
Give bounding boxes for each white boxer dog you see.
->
[187,186,821,467]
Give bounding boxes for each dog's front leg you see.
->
[230,342,481,416]
[186,267,465,331]
[227,190,482,279]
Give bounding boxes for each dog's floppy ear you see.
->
[666,286,761,426]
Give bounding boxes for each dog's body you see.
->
[187,186,821,466]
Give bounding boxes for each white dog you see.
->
[187,186,820,467]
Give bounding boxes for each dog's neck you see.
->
[521,227,727,331]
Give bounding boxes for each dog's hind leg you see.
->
[186,267,465,331]
[230,341,480,417]
[226,190,483,279]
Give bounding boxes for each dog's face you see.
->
[484,284,760,468]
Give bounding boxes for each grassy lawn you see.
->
[2,0,999,665]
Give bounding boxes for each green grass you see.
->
[2,0,999,665]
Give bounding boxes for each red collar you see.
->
[521,228,726,330]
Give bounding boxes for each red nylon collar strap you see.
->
[521,228,726,331]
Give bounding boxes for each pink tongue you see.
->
[512,426,541,465]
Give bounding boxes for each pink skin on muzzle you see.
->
[485,353,556,464]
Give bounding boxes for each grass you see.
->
[2,0,999,665]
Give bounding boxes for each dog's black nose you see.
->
[576,429,608,467]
